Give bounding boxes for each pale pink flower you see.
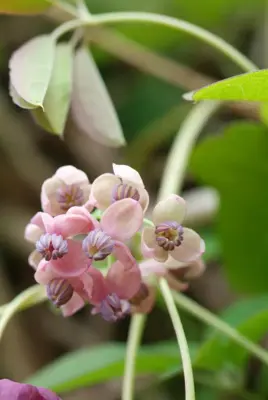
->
[90,163,149,213]
[142,195,205,263]
[41,166,92,216]
[25,207,98,275]
[0,379,61,399]
[88,250,142,322]
[35,260,93,317]
[132,256,205,314]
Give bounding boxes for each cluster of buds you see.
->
[25,165,205,322]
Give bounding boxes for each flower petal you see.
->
[56,165,89,185]
[87,266,108,303]
[91,173,120,210]
[31,212,54,233]
[152,195,186,225]
[70,272,94,299]
[141,227,168,262]
[171,228,205,262]
[28,250,42,270]
[49,240,89,277]
[52,210,97,237]
[184,258,206,279]
[139,258,166,277]
[131,285,156,314]
[113,241,137,270]
[24,223,43,243]
[41,176,63,215]
[106,260,141,299]
[34,260,56,284]
[113,164,144,187]
[61,292,85,317]
[101,198,143,241]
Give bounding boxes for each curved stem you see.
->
[159,278,195,400]
[172,290,268,366]
[157,101,220,201]
[122,314,146,400]
[52,12,257,71]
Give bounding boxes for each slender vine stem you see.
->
[172,291,268,366]
[122,314,146,400]
[159,278,195,400]
[51,12,257,71]
[157,101,220,201]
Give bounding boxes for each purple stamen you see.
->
[36,233,68,260]
[82,229,114,261]
[56,184,84,211]
[112,183,140,203]
[100,293,130,322]
[47,278,74,307]
[155,221,184,251]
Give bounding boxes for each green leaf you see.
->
[31,43,73,135]
[0,0,49,14]
[190,122,268,293]
[184,70,268,102]
[71,47,126,148]
[27,342,196,392]
[9,35,55,108]
[260,103,268,126]
[194,296,268,370]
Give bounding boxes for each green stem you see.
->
[122,314,146,400]
[157,101,220,201]
[51,12,257,71]
[172,291,268,366]
[159,278,195,400]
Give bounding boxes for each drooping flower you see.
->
[0,379,61,399]
[35,259,93,316]
[88,248,142,322]
[81,198,143,262]
[41,166,91,216]
[131,256,205,314]
[142,195,205,263]
[90,164,149,213]
[25,207,98,276]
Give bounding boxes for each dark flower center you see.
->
[82,229,114,261]
[100,293,130,322]
[36,233,68,260]
[112,182,140,203]
[56,184,84,211]
[155,221,183,251]
[47,278,74,307]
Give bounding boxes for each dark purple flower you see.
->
[0,379,61,399]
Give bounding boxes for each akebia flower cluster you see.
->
[25,164,205,321]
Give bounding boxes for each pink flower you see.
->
[88,248,142,322]
[41,166,91,216]
[0,379,61,399]
[35,260,93,317]
[91,164,149,213]
[132,256,205,314]
[25,207,98,276]
[142,195,205,263]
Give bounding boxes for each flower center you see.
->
[47,278,74,307]
[155,221,183,251]
[56,184,84,211]
[36,233,68,260]
[112,182,140,203]
[100,293,130,322]
[82,229,114,261]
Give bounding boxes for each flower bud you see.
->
[47,278,74,307]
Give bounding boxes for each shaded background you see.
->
[0,0,267,399]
